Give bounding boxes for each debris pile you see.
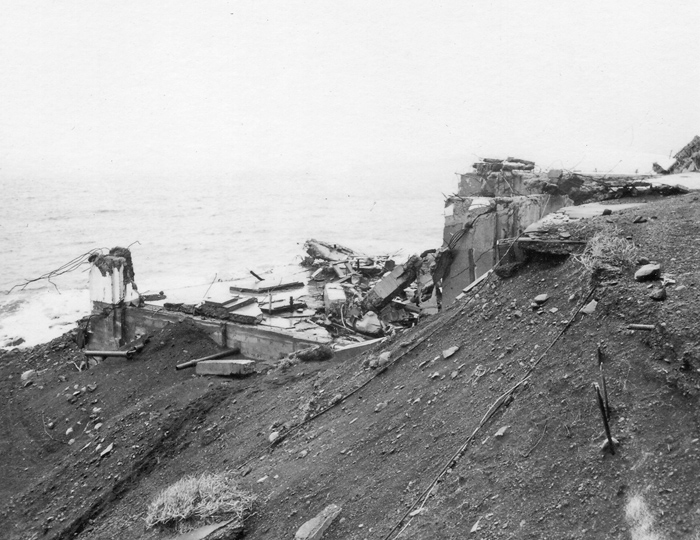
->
[460,157,538,197]
[302,240,451,339]
[654,135,700,174]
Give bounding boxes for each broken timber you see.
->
[175,348,241,370]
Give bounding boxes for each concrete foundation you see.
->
[89,303,330,361]
[442,194,570,305]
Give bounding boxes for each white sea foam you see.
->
[0,289,90,348]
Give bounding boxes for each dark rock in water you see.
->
[635,264,661,282]
[6,337,25,347]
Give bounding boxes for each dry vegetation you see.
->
[145,472,255,531]
[574,228,639,275]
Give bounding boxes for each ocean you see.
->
[0,169,454,349]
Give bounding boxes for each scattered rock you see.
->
[100,442,114,458]
[374,402,388,413]
[329,393,342,406]
[634,264,661,282]
[442,346,459,359]
[268,431,280,444]
[533,294,549,305]
[65,427,73,436]
[470,517,482,533]
[637,257,650,265]
[649,287,667,301]
[20,370,36,384]
[601,437,620,453]
[549,307,558,314]
[494,425,510,438]
[602,208,612,216]
[295,504,342,540]
[633,216,648,223]
[295,345,333,362]
[580,299,597,315]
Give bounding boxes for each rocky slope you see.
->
[1,193,700,540]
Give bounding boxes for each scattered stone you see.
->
[295,345,334,362]
[268,431,280,444]
[442,346,459,359]
[580,299,597,315]
[637,257,650,265]
[68,439,75,446]
[534,294,549,305]
[87,383,98,393]
[451,370,459,379]
[295,504,342,540]
[549,307,558,314]
[634,264,661,282]
[257,476,268,483]
[470,517,483,533]
[329,393,342,406]
[494,425,510,438]
[559,231,571,239]
[601,437,620,453]
[429,372,440,379]
[298,449,308,459]
[65,427,73,436]
[513,310,522,318]
[47,422,55,430]
[100,442,113,458]
[649,288,667,301]
[374,401,388,413]
[602,208,612,216]
[633,216,648,223]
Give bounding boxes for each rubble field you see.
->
[2,193,700,540]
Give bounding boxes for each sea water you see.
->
[0,170,454,348]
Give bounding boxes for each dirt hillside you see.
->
[1,193,700,540]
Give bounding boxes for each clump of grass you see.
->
[575,229,638,275]
[145,472,255,531]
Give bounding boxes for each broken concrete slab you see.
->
[361,255,422,313]
[195,359,255,376]
[295,504,342,540]
[323,283,346,316]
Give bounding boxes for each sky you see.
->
[0,0,698,181]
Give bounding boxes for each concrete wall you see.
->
[88,304,330,361]
[441,194,570,305]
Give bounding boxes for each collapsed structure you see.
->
[83,136,699,367]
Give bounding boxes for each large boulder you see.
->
[634,263,661,282]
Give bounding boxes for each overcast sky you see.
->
[1,1,698,181]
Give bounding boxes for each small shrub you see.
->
[145,472,255,531]
[575,229,638,275]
